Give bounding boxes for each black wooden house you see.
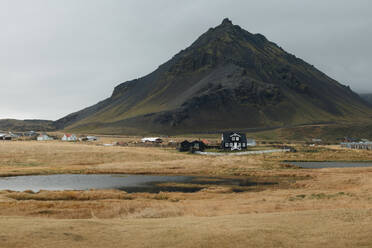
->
[179,140,207,152]
[221,132,248,151]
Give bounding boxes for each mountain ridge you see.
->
[0,119,55,132]
[360,93,372,105]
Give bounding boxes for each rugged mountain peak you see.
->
[56,19,372,134]
[221,18,233,26]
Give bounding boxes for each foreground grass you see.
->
[1,209,372,248]
[0,140,372,247]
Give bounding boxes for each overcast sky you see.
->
[1,0,371,120]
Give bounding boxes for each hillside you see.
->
[0,119,55,132]
[56,18,372,134]
[360,93,372,104]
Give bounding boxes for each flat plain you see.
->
[0,139,372,248]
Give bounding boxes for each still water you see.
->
[0,174,269,193]
[288,162,372,169]
[0,174,193,192]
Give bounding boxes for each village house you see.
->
[141,137,163,143]
[37,134,53,141]
[79,136,98,142]
[341,141,372,150]
[179,140,207,152]
[179,140,191,152]
[0,133,12,140]
[221,132,254,151]
[62,134,77,141]
[246,138,257,147]
[24,131,38,137]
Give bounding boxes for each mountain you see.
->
[56,18,372,134]
[360,93,372,104]
[0,119,55,132]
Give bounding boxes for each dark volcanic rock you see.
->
[55,19,372,134]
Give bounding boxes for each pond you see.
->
[287,162,372,169]
[0,174,276,193]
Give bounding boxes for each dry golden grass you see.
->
[0,140,266,176]
[0,140,372,247]
[0,209,372,248]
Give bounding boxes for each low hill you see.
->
[50,18,372,134]
[0,119,55,132]
[360,93,372,104]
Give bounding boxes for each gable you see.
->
[230,133,241,138]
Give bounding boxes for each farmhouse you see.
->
[221,132,252,151]
[179,140,191,152]
[190,140,207,151]
[141,137,163,143]
[62,134,77,141]
[341,142,372,150]
[79,136,98,142]
[247,138,257,147]
[24,131,38,137]
[0,133,12,140]
[179,140,207,152]
[37,134,53,141]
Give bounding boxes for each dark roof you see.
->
[222,132,247,143]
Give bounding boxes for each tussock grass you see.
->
[6,190,133,201]
[0,141,372,247]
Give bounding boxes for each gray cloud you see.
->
[1,0,371,120]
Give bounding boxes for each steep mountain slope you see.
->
[56,18,372,134]
[360,93,372,104]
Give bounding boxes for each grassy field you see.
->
[0,140,372,247]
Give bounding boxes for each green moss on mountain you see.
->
[55,18,372,134]
[0,119,55,132]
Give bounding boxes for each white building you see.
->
[62,134,77,141]
[79,136,98,142]
[37,134,53,141]
[246,139,257,147]
[86,136,98,141]
[141,137,163,143]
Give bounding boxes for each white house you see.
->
[246,138,257,147]
[0,133,13,140]
[62,134,77,141]
[86,136,98,141]
[141,137,163,143]
[37,134,53,141]
[78,136,98,142]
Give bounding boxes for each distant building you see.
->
[0,133,12,140]
[24,131,38,137]
[62,134,77,141]
[341,141,372,150]
[141,137,163,143]
[246,138,257,147]
[179,140,207,152]
[221,132,252,151]
[37,134,53,141]
[190,140,207,152]
[79,136,98,142]
[87,136,98,141]
[179,140,191,152]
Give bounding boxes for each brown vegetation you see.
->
[0,140,371,247]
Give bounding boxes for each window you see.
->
[225,143,229,147]
[232,137,235,141]
[236,137,239,141]
[242,143,246,147]
[230,143,233,147]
